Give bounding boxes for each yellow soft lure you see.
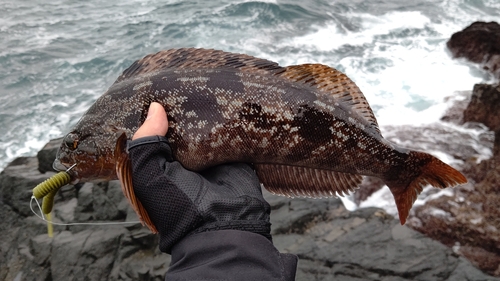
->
[32,171,71,237]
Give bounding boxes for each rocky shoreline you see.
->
[1,141,498,280]
[409,21,500,277]
[1,21,500,280]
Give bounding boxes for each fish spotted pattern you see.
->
[54,48,467,233]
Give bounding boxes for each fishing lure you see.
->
[32,171,71,202]
[32,171,71,213]
[32,171,71,238]
[30,165,140,238]
[41,189,58,214]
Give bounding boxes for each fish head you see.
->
[53,113,133,184]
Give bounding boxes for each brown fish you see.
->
[54,48,467,233]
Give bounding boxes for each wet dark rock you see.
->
[37,137,62,174]
[0,156,54,217]
[440,91,471,124]
[407,82,500,276]
[463,83,500,160]
[447,21,500,79]
[49,228,127,280]
[352,176,385,205]
[464,84,500,132]
[409,188,500,277]
[382,122,494,165]
[0,146,170,280]
[0,134,498,280]
[351,120,494,207]
[270,193,497,281]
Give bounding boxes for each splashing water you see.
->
[0,0,498,173]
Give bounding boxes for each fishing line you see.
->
[30,196,141,227]
[31,163,141,235]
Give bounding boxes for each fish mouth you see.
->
[53,159,80,184]
[53,159,67,172]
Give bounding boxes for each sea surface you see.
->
[1,0,499,180]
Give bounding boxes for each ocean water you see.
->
[1,0,499,174]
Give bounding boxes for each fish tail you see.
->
[385,151,467,225]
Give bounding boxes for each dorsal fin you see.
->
[279,64,380,135]
[116,48,284,83]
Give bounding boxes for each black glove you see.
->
[127,135,272,254]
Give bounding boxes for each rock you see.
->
[352,176,385,205]
[0,201,26,281]
[110,248,169,281]
[0,156,54,217]
[382,122,493,164]
[463,83,500,157]
[49,228,126,280]
[409,190,500,277]
[266,193,342,235]
[1,138,499,280]
[440,91,471,124]
[0,140,164,280]
[447,21,500,79]
[55,197,78,223]
[36,137,62,174]
[464,84,500,132]
[30,234,53,266]
[268,191,498,280]
[73,181,127,226]
[350,117,494,211]
[406,81,500,276]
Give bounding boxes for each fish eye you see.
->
[64,133,79,151]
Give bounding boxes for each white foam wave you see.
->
[1,0,499,173]
[358,185,398,217]
[291,11,432,52]
[277,8,494,126]
[484,0,500,9]
[355,179,458,220]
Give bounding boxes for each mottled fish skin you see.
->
[54,48,467,230]
[57,49,378,173]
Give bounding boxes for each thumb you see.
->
[132,102,169,140]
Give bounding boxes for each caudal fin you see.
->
[385,151,467,225]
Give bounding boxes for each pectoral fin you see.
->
[255,164,362,198]
[115,132,158,233]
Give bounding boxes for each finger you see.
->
[132,102,169,140]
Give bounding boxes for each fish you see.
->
[53,48,467,233]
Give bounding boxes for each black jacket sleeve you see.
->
[127,136,298,281]
[166,230,297,281]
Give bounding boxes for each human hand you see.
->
[127,103,271,254]
[132,102,169,140]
